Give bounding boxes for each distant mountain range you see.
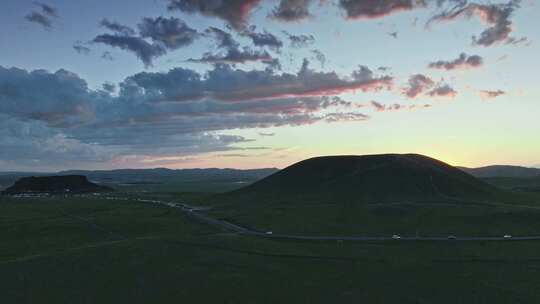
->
[58,168,279,183]
[0,168,279,190]
[458,165,540,178]
[2,164,539,192]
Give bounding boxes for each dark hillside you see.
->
[228,154,500,204]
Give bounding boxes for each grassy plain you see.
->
[2,180,540,303]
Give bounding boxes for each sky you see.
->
[0,0,539,171]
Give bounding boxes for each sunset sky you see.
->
[1,0,539,171]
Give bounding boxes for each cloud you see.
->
[73,41,92,55]
[402,74,435,98]
[428,53,483,70]
[138,17,199,50]
[427,84,457,97]
[479,89,505,99]
[370,100,386,111]
[205,27,239,49]
[188,48,272,64]
[283,31,315,48]
[0,63,389,169]
[311,49,326,68]
[94,17,199,67]
[339,0,426,19]
[428,0,523,47]
[270,0,314,22]
[263,58,282,71]
[34,2,58,17]
[100,18,136,36]
[93,34,166,67]
[155,59,393,102]
[25,2,59,29]
[0,115,110,169]
[101,51,114,61]
[167,0,262,31]
[370,100,431,112]
[323,112,370,122]
[0,66,101,127]
[197,27,277,64]
[245,30,283,50]
[102,82,116,93]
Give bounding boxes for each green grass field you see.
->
[2,191,540,303]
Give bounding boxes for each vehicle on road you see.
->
[266,231,273,235]
[504,235,512,239]
[448,236,456,240]
[392,235,401,240]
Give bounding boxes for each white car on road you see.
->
[392,235,401,240]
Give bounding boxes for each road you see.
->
[133,197,540,242]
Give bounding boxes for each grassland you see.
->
[2,191,540,303]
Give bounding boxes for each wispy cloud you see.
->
[25,2,59,29]
[428,53,483,70]
[428,0,524,47]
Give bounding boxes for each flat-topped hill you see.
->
[1,175,113,195]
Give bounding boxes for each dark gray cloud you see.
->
[94,17,198,67]
[262,58,282,71]
[428,53,483,70]
[100,18,136,36]
[188,48,272,64]
[339,0,426,19]
[323,112,370,122]
[245,30,283,50]
[198,27,278,64]
[321,96,352,108]
[402,74,435,98]
[73,41,91,55]
[102,82,116,93]
[428,0,522,47]
[427,84,457,97]
[101,51,114,61]
[370,101,431,111]
[0,66,101,127]
[270,0,314,22]
[34,2,58,17]
[283,31,315,48]
[479,89,505,99]
[311,49,326,68]
[205,27,239,49]
[25,2,59,29]
[93,34,166,67]
[138,17,199,50]
[167,0,262,31]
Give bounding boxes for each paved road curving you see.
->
[133,197,540,242]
